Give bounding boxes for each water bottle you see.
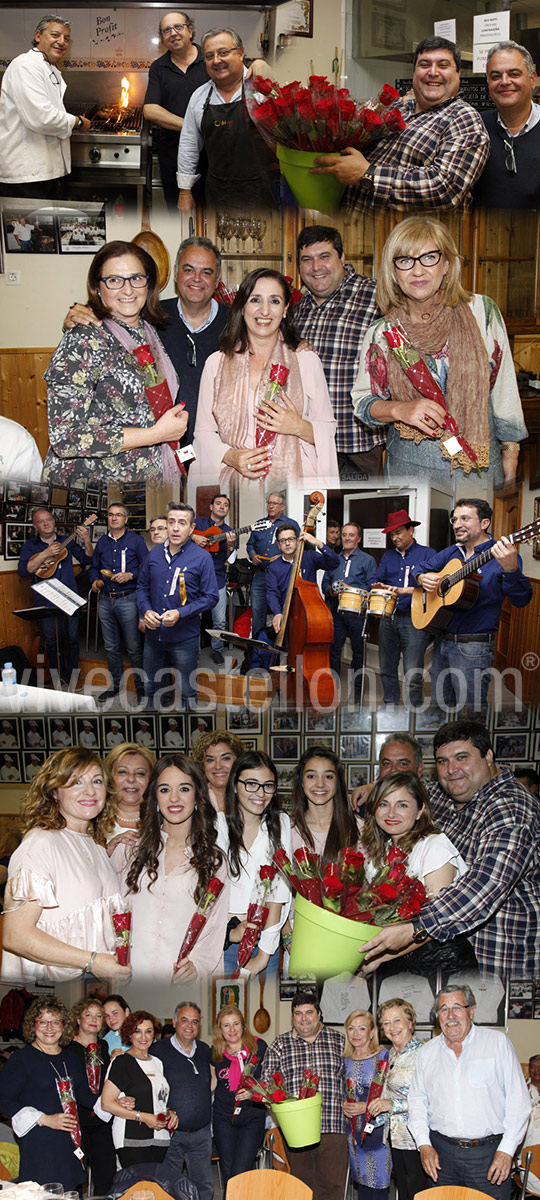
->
[1,663,17,695]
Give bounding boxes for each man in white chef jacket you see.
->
[0,15,90,197]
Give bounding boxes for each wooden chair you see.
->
[416,1188,495,1200]
[515,1143,540,1200]
[264,1127,291,1173]
[227,1169,312,1200]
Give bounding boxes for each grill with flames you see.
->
[70,77,148,183]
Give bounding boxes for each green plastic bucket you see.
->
[271,1092,322,1147]
[289,894,382,979]
[277,145,345,212]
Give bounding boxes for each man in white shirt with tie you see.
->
[408,984,530,1200]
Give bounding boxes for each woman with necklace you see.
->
[352,216,527,486]
[69,997,116,1195]
[342,1010,392,1200]
[101,1009,178,1167]
[43,240,188,486]
[121,754,229,983]
[105,741,155,855]
[211,1006,267,1192]
[2,748,130,983]
[192,268,339,488]
[0,997,96,1188]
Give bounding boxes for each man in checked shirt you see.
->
[314,35,490,212]
[261,992,347,1200]
[360,719,540,980]
[293,225,383,479]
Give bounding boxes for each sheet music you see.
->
[32,578,87,616]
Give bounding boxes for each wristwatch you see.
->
[410,918,430,944]
[362,163,376,184]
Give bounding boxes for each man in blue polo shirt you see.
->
[416,497,532,714]
[374,509,436,709]
[247,492,300,638]
[18,506,93,686]
[154,1002,214,1200]
[90,503,148,706]
[137,501,218,709]
[322,523,377,694]
[193,492,236,665]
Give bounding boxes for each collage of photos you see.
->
[1,2,540,1200]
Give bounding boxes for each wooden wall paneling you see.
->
[1,569,38,660]
[494,578,540,703]
[0,348,52,458]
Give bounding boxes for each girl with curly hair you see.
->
[2,748,129,984]
[122,754,229,983]
[191,729,245,812]
[101,1009,178,1167]
[0,996,95,1188]
[219,751,292,977]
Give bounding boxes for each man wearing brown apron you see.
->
[177,27,275,212]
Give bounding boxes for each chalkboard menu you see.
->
[395,77,495,111]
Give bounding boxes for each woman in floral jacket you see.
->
[43,240,188,485]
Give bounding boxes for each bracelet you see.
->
[136,1111,141,1123]
[83,950,97,974]
[282,932,292,950]
[500,441,519,452]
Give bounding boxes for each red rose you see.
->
[387,841,407,860]
[253,100,277,125]
[309,74,329,89]
[383,109,406,133]
[274,847,291,869]
[323,873,343,899]
[281,80,301,97]
[387,862,406,883]
[397,897,422,919]
[260,864,277,882]
[338,98,356,121]
[362,109,383,132]
[269,364,289,386]
[272,1072,284,1085]
[376,883,399,901]
[297,101,316,122]
[207,876,224,897]
[379,84,400,106]
[316,97,337,120]
[343,849,365,870]
[271,1089,287,1103]
[253,75,275,95]
[134,344,154,366]
[274,95,294,118]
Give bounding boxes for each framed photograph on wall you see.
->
[211,976,247,1024]
[493,732,530,761]
[23,750,46,781]
[271,734,300,761]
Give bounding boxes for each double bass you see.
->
[272,492,337,708]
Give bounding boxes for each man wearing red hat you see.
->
[373,510,435,707]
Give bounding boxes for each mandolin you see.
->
[35,514,97,579]
[411,518,540,632]
[194,518,271,552]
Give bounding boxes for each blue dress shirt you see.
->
[90,529,148,593]
[194,517,234,588]
[247,516,301,565]
[322,546,378,596]
[376,540,436,613]
[267,545,340,615]
[414,538,532,633]
[136,538,219,643]
[19,534,92,609]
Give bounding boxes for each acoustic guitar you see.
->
[35,514,97,578]
[195,518,271,552]
[411,518,540,632]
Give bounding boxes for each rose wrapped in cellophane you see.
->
[234,864,278,974]
[174,876,224,972]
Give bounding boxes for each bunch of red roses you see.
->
[232,864,278,975]
[245,75,405,154]
[274,844,426,924]
[242,1067,320,1106]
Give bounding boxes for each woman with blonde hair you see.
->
[1,748,129,983]
[343,1009,391,1200]
[105,740,155,853]
[352,216,526,485]
[211,1005,267,1192]
[191,730,245,812]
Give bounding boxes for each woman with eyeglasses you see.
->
[42,239,188,485]
[121,754,229,983]
[0,997,96,1189]
[192,268,339,488]
[352,216,526,486]
[219,750,292,977]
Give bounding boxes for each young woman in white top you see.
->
[361,771,476,975]
[123,754,229,983]
[218,750,292,977]
[290,746,361,862]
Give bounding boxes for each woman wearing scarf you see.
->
[43,240,188,485]
[69,997,116,1195]
[192,268,339,489]
[352,217,527,486]
[211,1006,267,1193]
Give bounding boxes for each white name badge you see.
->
[442,435,462,457]
[176,444,196,463]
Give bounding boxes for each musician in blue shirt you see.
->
[415,498,532,714]
[246,492,300,636]
[137,502,219,709]
[267,527,339,629]
[322,523,377,692]
[18,506,93,685]
[193,493,236,666]
[374,509,436,709]
[90,503,149,705]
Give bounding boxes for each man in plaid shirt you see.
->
[293,225,383,478]
[360,720,540,979]
[261,992,347,1200]
[313,36,489,211]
